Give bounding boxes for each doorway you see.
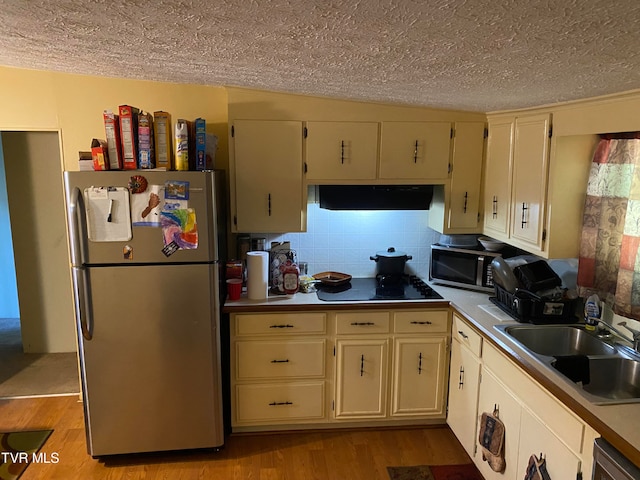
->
[0,131,79,398]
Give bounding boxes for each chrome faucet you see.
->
[618,321,640,352]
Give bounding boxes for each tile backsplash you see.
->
[248,202,442,279]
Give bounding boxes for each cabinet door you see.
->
[447,338,481,458]
[335,339,387,419]
[448,122,485,230]
[391,337,447,416]
[476,368,521,480]
[379,122,451,180]
[510,113,551,248]
[305,121,378,181]
[483,118,514,238]
[232,120,304,233]
[516,409,582,480]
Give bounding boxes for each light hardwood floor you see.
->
[1,395,473,480]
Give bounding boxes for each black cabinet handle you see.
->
[492,196,498,219]
[268,193,272,216]
[463,192,468,213]
[270,324,294,329]
[521,202,528,228]
[341,140,345,164]
[350,322,375,326]
[270,359,290,363]
[413,140,419,163]
[269,401,293,406]
[458,330,469,339]
[418,352,423,374]
[458,366,465,389]
[360,354,365,376]
[410,321,432,325]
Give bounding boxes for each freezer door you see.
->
[79,263,224,455]
[64,171,219,264]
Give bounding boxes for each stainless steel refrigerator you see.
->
[64,170,225,456]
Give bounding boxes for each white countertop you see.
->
[223,282,640,467]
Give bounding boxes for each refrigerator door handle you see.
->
[72,266,93,341]
[68,187,93,340]
[68,186,89,267]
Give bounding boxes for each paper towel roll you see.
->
[246,251,269,300]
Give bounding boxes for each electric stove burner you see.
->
[316,275,443,302]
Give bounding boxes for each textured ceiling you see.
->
[1,0,639,112]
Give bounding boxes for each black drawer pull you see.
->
[270,359,290,363]
[360,354,365,376]
[410,321,432,325]
[459,366,465,388]
[269,401,293,406]
[351,322,375,326]
[458,330,469,339]
[270,324,294,329]
[418,352,423,374]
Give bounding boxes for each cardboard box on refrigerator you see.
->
[153,111,173,169]
[103,110,123,169]
[195,118,206,170]
[118,105,140,170]
[91,139,109,171]
[138,111,155,169]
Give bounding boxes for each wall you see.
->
[0,66,229,171]
[0,140,19,318]
[249,192,442,279]
[2,131,74,352]
[0,66,229,352]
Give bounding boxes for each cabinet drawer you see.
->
[236,340,325,379]
[452,313,482,357]
[235,382,325,423]
[393,310,449,334]
[234,313,326,336]
[336,312,390,334]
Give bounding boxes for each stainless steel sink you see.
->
[494,323,640,405]
[501,325,616,356]
[582,357,640,401]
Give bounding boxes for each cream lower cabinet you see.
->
[475,341,596,480]
[334,309,450,422]
[230,312,329,430]
[446,314,482,457]
[230,308,450,431]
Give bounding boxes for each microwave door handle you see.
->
[476,256,485,287]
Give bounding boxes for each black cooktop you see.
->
[316,276,443,302]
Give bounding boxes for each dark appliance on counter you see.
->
[491,259,579,324]
[316,275,443,301]
[430,244,505,293]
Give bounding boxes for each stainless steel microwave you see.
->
[429,244,503,292]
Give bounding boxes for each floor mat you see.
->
[0,430,53,480]
[387,463,483,480]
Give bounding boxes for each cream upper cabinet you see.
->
[231,120,305,233]
[483,113,552,254]
[304,121,379,181]
[430,122,486,233]
[510,113,551,248]
[483,118,514,238]
[379,122,452,180]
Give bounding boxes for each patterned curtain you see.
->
[577,133,640,320]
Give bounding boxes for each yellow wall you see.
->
[0,66,229,171]
[227,87,487,122]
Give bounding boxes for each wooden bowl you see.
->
[313,271,352,286]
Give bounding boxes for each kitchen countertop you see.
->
[223,283,640,468]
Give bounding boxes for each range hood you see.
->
[318,185,434,210]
